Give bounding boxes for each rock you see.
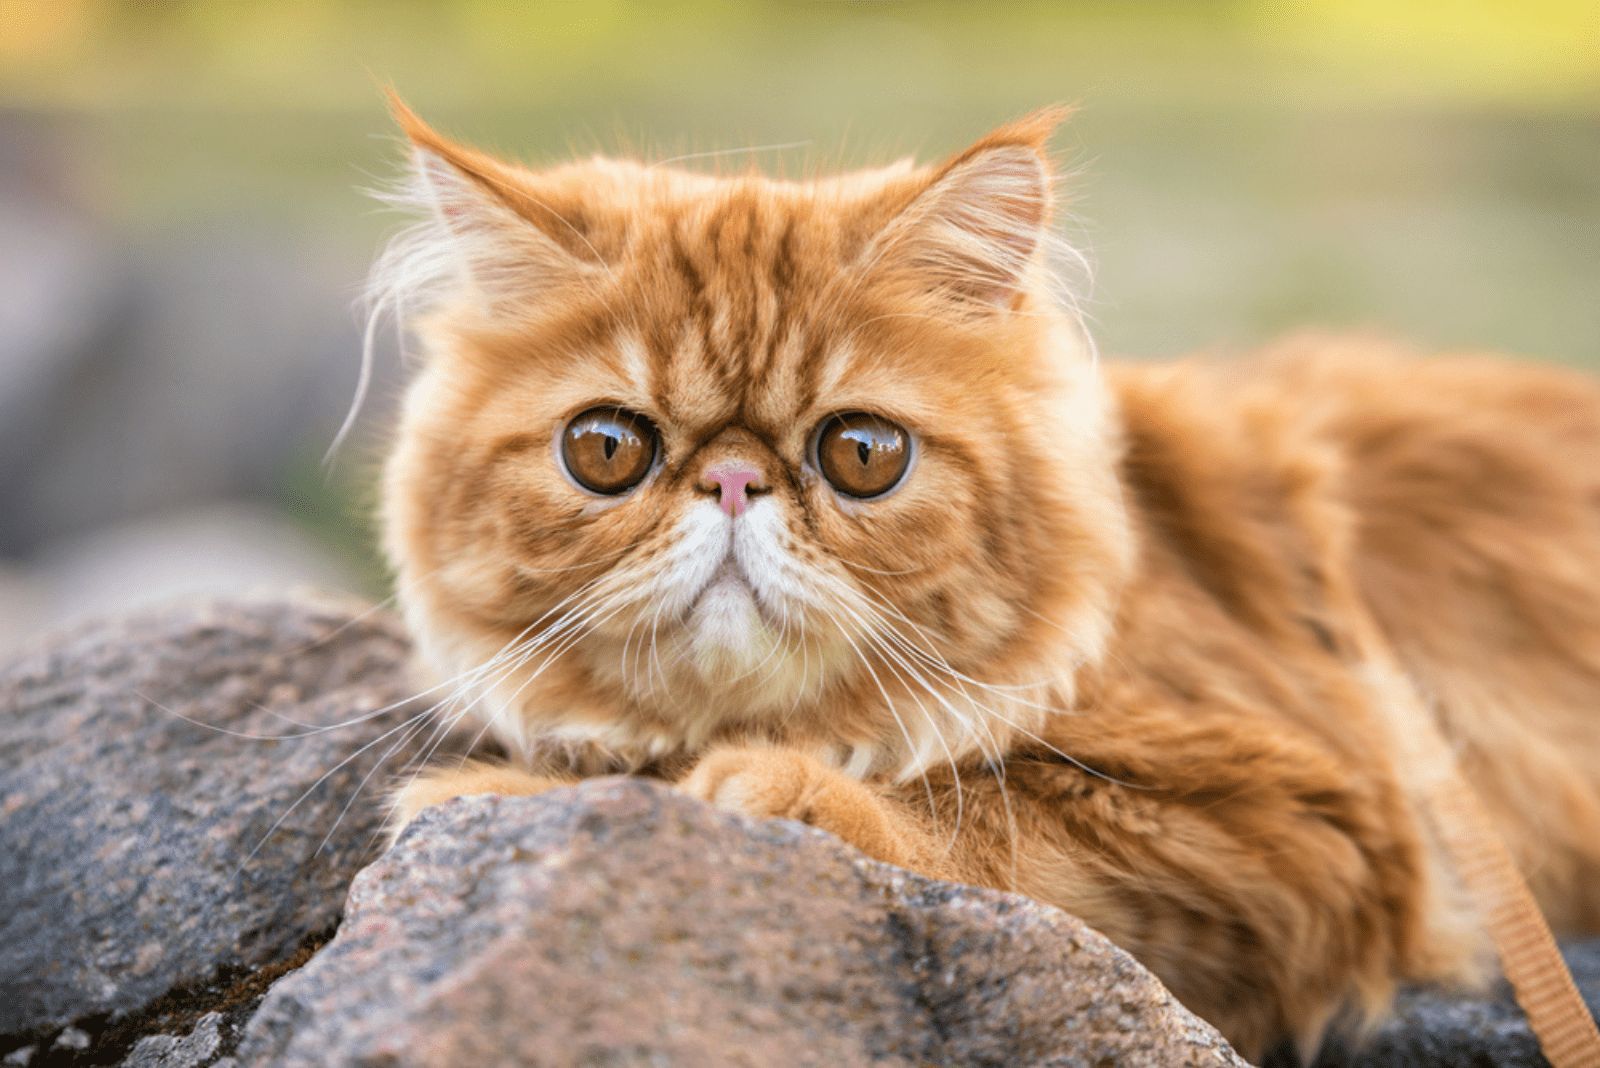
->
[1305,941,1600,1067]
[52,1028,90,1052]
[0,595,435,1048]
[231,779,1248,1068]
[3,593,1596,1067]
[122,1014,228,1068]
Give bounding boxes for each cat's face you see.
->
[379,98,1131,779]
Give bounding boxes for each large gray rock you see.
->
[230,779,1248,1068]
[0,595,432,1047]
[1303,941,1600,1067]
[3,593,1596,1067]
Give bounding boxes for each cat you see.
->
[372,94,1600,1060]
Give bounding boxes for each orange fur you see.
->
[376,99,1600,1060]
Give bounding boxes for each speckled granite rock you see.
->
[0,596,432,1047]
[229,779,1247,1068]
[121,1014,228,1068]
[4,595,1597,1067]
[1303,941,1600,1067]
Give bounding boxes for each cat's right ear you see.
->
[858,107,1068,315]
[382,90,603,311]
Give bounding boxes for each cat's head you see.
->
[375,95,1131,780]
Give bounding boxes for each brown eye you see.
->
[815,412,912,499]
[560,407,658,495]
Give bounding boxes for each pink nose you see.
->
[702,464,763,517]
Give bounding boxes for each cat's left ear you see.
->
[862,107,1068,312]
[382,90,605,312]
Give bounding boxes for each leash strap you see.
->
[1421,761,1600,1066]
[1369,643,1600,1065]
[1279,463,1600,1062]
[1317,536,1600,1065]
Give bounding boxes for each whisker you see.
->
[858,622,1021,880]
[650,139,813,169]
[817,587,1027,881]
[377,590,630,834]
[244,574,626,867]
[814,603,940,826]
[647,598,670,701]
[820,574,1146,790]
[849,622,966,850]
[315,702,443,858]
[233,700,437,877]
[445,594,635,771]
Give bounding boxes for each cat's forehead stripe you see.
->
[624,192,834,441]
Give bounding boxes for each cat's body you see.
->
[375,98,1600,1060]
[1043,341,1600,1051]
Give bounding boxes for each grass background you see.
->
[1,0,1595,602]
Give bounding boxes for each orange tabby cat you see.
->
[375,96,1600,1059]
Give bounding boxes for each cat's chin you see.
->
[684,566,775,680]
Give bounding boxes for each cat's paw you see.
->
[388,760,569,841]
[680,746,918,869]
[679,746,831,822]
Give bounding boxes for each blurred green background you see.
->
[0,0,1596,645]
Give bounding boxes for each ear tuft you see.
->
[864,106,1070,312]
[371,90,602,320]
[384,87,441,155]
[964,104,1073,157]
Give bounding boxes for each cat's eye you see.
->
[560,407,658,495]
[814,412,912,499]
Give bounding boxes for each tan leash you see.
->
[1365,648,1600,1066]
[1309,527,1600,1065]
[1418,751,1600,1066]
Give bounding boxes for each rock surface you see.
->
[1303,941,1600,1067]
[229,780,1247,1068]
[3,594,1599,1067]
[122,1014,228,1068]
[0,596,434,1046]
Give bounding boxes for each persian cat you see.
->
[372,96,1600,1059]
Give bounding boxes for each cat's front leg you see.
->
[679,745,956,880]
[389,760,574,841]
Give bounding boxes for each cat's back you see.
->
[1110,333,1600,467]
[1109,335,1600,933]
[1106,335,1600,574]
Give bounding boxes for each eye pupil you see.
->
[815,413,911,499]
[560,408,658,495]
